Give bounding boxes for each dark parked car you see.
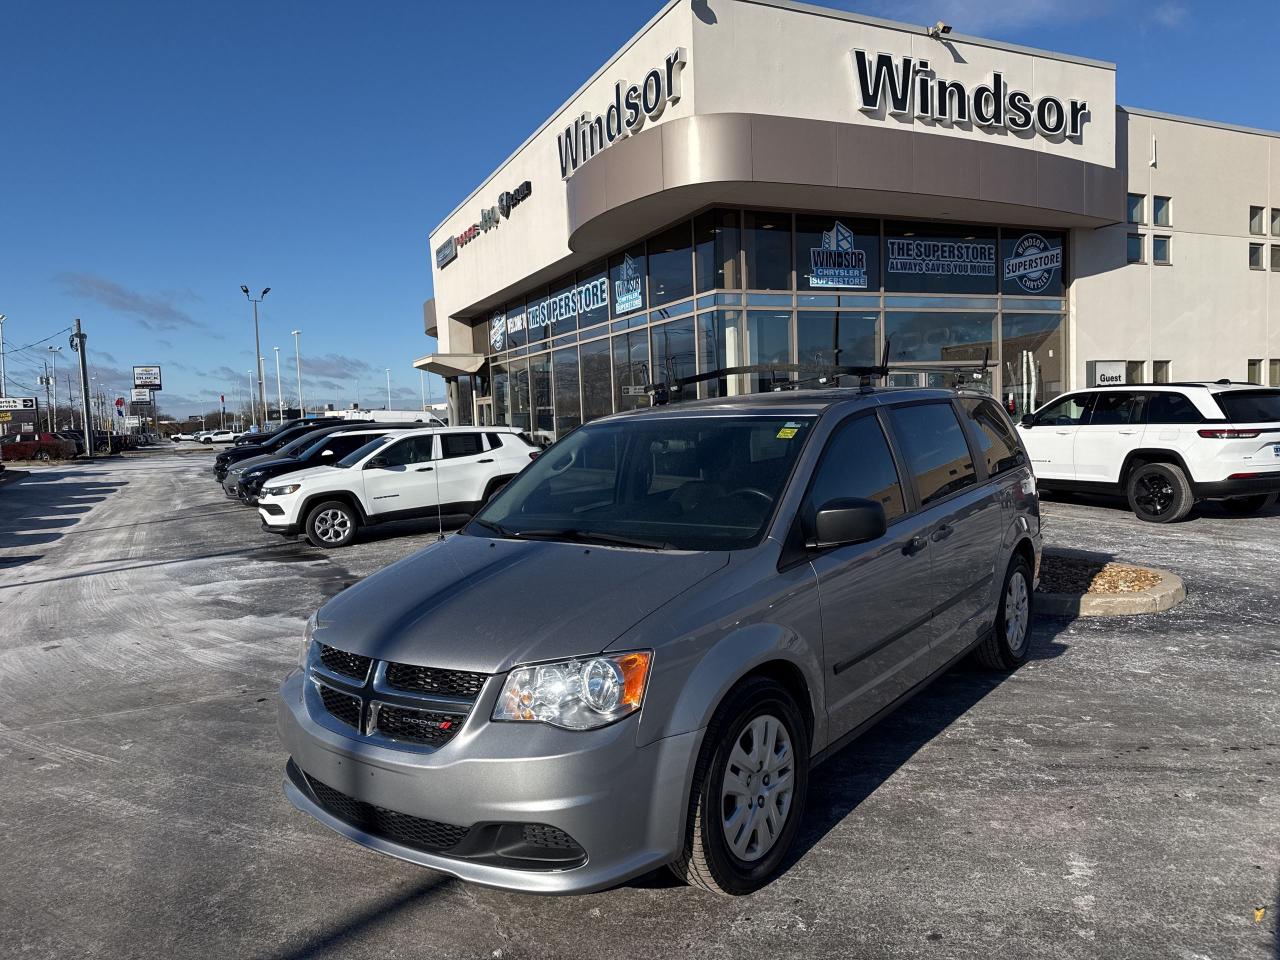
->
[0,432,78,461]
[214,419,360,482]
[232,417,344,447]
[54,431,86,456]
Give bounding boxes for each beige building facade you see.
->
[416,0,1280,439]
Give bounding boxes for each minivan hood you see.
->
[313,534,729,674]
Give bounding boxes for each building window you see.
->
[694,209,741,291]
[530,354,553,442]
[744,310,793,391]
[1248,359,1263,384]
[1272,245,1280,272]
[650,316,696,399]
[885,312,996,363]
[611,331,649,412]
[1270,360,1280,388]
[697,310,741,399]
[1272,208,1280,237]
[552,347,581,435]
[1153,196,1171,227]
[744,211,792,290]
[1250,206,1266,236]
[1249,243,1265,270]
[1153,235,1171,265]
[1002,313,1066,416]
[797,312,877,382]
[579,338,613,423]
[609,244,647,316]
[1127,234,1144,263]
[1152,360,1171,384]
[1126,360,1145,383]
[576,261,609,331]
[647,220,694,306]
[884,221,998,295]
[1126,193,1145,224]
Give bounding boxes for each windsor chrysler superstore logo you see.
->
[1004,233,1062,293]
[435,181,532,270]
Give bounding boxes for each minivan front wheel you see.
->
[671,676,810,895]
[305,501,358,549]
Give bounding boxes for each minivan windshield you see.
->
[337,434,395,468]
[468,415,815,551]
[1216,389,1280,423]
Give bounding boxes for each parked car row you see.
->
[173,428,241,444]
[0,429,151,461]
[209,416,540,548]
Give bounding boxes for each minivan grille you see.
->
[384,663,486,700]
[319,644,372,682]
[305,773,469,852]
[374,704,461,747]
[307,643,487,750]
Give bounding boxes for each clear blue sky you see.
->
[2,0,1274,417]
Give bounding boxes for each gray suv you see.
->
[278,387,1041,895]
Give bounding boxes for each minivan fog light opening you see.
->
[493,652,651,730]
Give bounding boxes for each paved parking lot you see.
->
[1,451,1276,959]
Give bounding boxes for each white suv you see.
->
[1017,382,1280,522]
[257,426,539,547]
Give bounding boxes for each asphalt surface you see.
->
[0,451,1276,959]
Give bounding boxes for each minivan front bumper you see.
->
[277,669,701,894]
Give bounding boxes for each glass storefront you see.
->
[468,208,1068,441]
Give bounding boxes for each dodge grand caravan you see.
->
[278,388,1041,895]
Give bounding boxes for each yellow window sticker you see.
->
[776,427,798,439]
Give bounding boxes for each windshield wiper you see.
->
[511,528,672,550]
[468,517,515,538]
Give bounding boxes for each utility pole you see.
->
[0,313,7,397]
[42,361,53,431]
[70,319,93,456]
[385,368,392,410]
[48,345,62,429]
[240,285,270,423]
[291,329,303,415]
[273,346,284,423]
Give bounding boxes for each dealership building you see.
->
[415,0,1280,440]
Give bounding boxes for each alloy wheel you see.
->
[1134,474,1174,515]
[314,509,351,544]
[1004,570,1030,656]
[721,714,795,862]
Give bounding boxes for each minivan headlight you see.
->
[264,483,301,496]
[493,652,652,730]
[298,613,317,667]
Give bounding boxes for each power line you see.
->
[0,326,72,357]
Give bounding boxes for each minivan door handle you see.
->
[903,535,928,556]
[931,524,954,542]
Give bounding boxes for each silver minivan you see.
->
[278,387,1040,895]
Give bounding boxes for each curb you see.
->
[1037,566,1186,617]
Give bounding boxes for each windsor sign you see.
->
[852,50,1089,141]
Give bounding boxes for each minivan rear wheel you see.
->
[305,500,358,549]
[1126,462,1193,523]
[975,555,1034,671]
[670,676,809,895]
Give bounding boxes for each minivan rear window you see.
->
[1215,390,1280,423]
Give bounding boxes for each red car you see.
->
[0,432,78,461]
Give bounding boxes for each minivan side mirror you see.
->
[810,497,887,550]
[366,456,389,469]
[1019,414,1035,428]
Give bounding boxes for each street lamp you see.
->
[290,329,303,415]
[0,313,7,398]
[246,369,257,429]
[241,285,270,422]
[48,345,63,430]
[385,368,392,410]
[273,346,284,424]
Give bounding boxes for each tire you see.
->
[1221,493,1277,515]
[975,554,1034,671]
[669,676,810,895]
[35,450,51,461]
[304,500,359,549]
[1126,462,1193,523]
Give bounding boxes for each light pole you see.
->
[290,329,303,415]
[419,370,426,411]
[385,368,392,410]
[273,346,284,424]
[240,285,270,423]
[48,346,62,429]
[246,369,257,430]
[0,313,7,398]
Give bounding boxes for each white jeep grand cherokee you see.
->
[1017,382,1280,522]
[258,426,539,547]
